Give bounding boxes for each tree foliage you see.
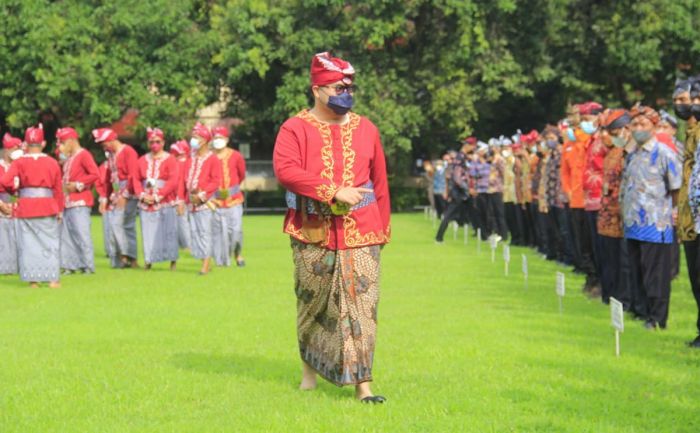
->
[2,0,700,165]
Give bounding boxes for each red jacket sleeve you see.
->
[236,152,246,183]
[132,157,147,197]
[203,157,222,199]
[178,160,189,201]
[158,157,179,199]
[0,160,18,192]
[273,121,339,204]
[370,128,391,236]
[126,147,140,194]
[77,151,100,188]
[99,162,111,199]
[51,160,65,213]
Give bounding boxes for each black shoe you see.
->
[644,320,658,330]
[361,395,386,404]
[236,258,246,268]
[688,336,700,348]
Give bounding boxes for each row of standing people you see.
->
[432,94,700,347]
[0,122,246,287]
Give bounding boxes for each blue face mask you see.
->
[190,138,200,151]
[566,128,576,142]
[580,121,597,135]
[327,93,354,115]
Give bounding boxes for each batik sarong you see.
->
[189,210,214,260]
[107,198,138,267]
[60,206,95,272]
[0,217,18,274]
[212,205,244,266]
[177,209,191,250]
[16,217,60,282]
[291,238,380,386]
[140,206,179,264]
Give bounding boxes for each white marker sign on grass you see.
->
[521,254,528,288]
[464,224,469,245]
[476,229,482,254]
[556,271,565,313]
[503,245,510,276]
[610,297,624,357]
[452,221,459,240]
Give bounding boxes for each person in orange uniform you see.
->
[133,127,180,271]
[56,127,100,274]
[211,125,247,267]
[94,128,140,269]
[170,140,191,250]
[183,122,222,275]
[0,133,22,275]
[273,52,390,403]
[561,102,602,295]
[0,124,63,288]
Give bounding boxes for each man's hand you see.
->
[98,202,107,215]
[57,212,63,223]
[0,202,11,216]
[116,196,127,210]
[176,202,185,216]
[65,182,78,193]
[142,194,155,205]
[333,187,373,207]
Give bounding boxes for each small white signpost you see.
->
[464,224,469,245]
[503,245,510,276]
[489,236,498,263]
[424,206,429,219]
[610,297,624,357]
[556,272,565,313]
[477,229,482,254]
[431,209,437,228]
[452,221,458,240]
[521,254,528,289]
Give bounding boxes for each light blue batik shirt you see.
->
[621,138,681,243]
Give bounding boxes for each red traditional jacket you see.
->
[100,144,139,204]
[174,156,189,204]
[63,148,100,208]
[582,133,608,211]
[95,161,108,200]
[0,160,14,218]
[273,109,391,250]
[214,148,246,208]
[182,151,222,212]
[0,153,64,218]
[132,153,179,211]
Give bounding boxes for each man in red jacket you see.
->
[0,133,22,275]
[94,128,140,269]
[273,52,390,403]
[0,124,63,288]
[170,140,191,250]
[211,125,247,267]
[56,127,100,274]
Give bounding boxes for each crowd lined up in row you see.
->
[424,79,700,347]
[0,122,247,288]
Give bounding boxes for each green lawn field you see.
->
[1,213,698,432]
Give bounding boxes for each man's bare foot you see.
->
[299,362,317,390]
[170,261,177,271]
[130,259,140,269]
[48,281,61,289]
[355,382,374,400]
[144,263,152,271]
[29,282,39,288]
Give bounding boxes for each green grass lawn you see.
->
[1,213,698,432]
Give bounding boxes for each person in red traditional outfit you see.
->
[183,122,222,275]
[133,127,180,270]
[273,52,391,403]
[0,133,22,275]
[170,140,191,250]
[94,128,140,269]
[0,124,63,288]
[211,125,247,267]
[56,127,100,274]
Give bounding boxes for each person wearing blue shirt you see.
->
[621,106,681,330]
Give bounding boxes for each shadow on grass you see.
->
[170,352,350,400]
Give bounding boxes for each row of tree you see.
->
[1,0,699,169]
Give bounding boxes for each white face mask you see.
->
[10,149,23,160]
[502,149,512,158]
[189,138,201,151]
[212,138,227,150]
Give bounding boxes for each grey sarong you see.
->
[0,217,18,274]
[189,210,214,260]
[212,205,244,266]
[140,206,179,264]
[107,198,138,267]
[177,209,191,250]
[102,212,112,257]
[16,217,60,282]
[60,206,95,272]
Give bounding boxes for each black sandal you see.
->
[360,395,386,404]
